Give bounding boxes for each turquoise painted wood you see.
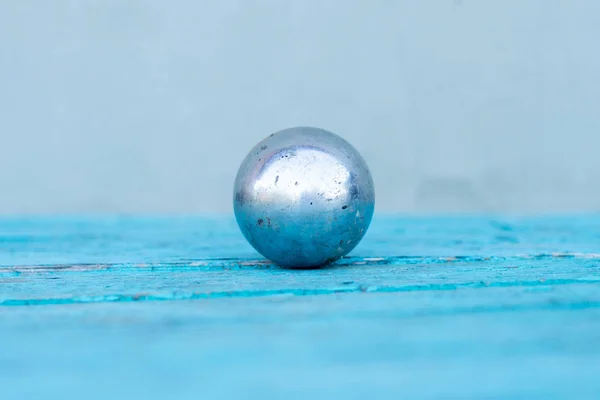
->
[1,215,599,399]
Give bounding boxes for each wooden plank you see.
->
[1,216,599,399]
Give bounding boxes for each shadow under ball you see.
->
[233,126,375,268]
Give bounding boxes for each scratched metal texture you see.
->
[1,215,599,400]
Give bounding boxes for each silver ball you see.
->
[233,126,375,268]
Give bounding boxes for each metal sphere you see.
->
[233,126,375,268]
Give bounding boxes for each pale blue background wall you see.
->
[1,1,599,214]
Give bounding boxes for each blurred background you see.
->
[1,0,599,215]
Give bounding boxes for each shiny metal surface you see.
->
[233,126,375,268]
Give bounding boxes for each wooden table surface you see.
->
[1,215,599,399]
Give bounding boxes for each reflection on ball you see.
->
[233,126,375,268]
